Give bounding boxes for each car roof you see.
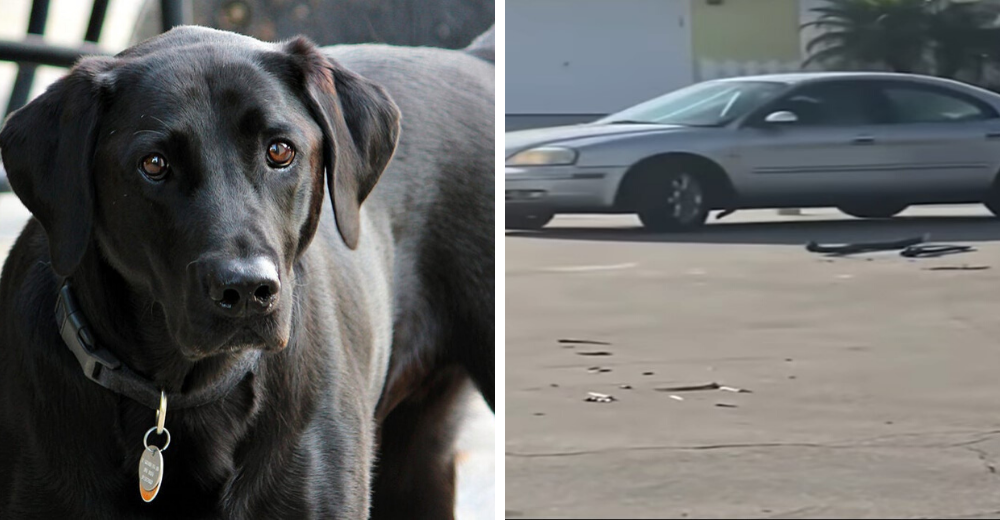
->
[712,71,958,86]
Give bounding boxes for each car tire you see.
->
[837,202,908,219]
[636,170,709,232]
[506,212,553,230]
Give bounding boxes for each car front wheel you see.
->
[506,212,553,230]
[637,171,709,232]
[837,202,908,219]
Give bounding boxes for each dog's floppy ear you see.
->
[0,57,112,276]
[283,37,400,250]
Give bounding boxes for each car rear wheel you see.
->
[637,171,709,232]
[506,212,553,230]
[837,202,908,219]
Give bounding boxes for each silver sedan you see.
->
[505,72,1000,230]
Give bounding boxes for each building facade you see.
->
[506,0,833,131]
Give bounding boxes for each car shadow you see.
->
[505,216,1000,246]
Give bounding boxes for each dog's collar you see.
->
[55,280,259,410]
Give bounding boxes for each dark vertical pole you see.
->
[84,0,111,43]
[160,0,188,33]
[6,0,51,118]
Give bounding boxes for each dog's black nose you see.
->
[205,258,280,317]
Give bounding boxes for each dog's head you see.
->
[0,26,400,359]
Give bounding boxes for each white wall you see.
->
[506,0,693,117]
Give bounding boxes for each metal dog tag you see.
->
[139,446,164,502]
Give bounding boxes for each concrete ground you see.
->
[0,193,493,518]
[507,207,1000,519]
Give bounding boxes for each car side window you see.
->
[760,82,881,127]
[880,85,997,124]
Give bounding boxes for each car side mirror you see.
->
[764,110,798,124]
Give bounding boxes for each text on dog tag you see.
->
[139,446,164,502]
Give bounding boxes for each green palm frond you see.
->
[800,0,998,75]
[803,45,858,68]
[804,31,854,54]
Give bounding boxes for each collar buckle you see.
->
[55,281,121,382]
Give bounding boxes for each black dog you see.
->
[0,26,493,519]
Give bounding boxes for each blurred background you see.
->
[0,1,494,518]
[506,0,1000,130]
[0,0,494,114]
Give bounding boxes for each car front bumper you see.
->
[504,165,627,214]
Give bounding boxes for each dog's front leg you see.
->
[369,367,469,520]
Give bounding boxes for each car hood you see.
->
[505,123,690,158]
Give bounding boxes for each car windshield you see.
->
[596,81,788,127]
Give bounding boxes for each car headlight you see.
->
[506,146,578,166]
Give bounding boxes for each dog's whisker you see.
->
[148,115,168,128]
[131,129,168,138]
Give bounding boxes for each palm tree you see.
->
[926,0,1000,79]
[802,0,930,73]
[803,0,1000,78]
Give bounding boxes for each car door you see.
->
[870,80,1000,199]
[731,80,896,205]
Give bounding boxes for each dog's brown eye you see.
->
[139,153,169,180]
[266,141,295,167]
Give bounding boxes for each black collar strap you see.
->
[55,280,260,410]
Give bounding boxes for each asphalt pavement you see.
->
[507,207,1000,519]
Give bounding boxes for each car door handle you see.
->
[852,135,876,145]
[986,131,1000,139]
